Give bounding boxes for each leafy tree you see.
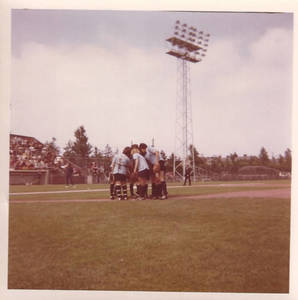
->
[226,152,239,174]
[92,146,103,159]
[93,146,100,157]
[210,156,224,174]
[63,140,76,162]
[44,137,60,156]
[269,155,278,170]
[259,147,270,166]
[237,155,251,169]
[284,148,292,172]
[102,144,113,173]
[63,125,92,168]
[73,126,92,159]
[166,153,175,173]
[278,154,285,170]
[42,137,60,166]
[248,155,260,166]
[88,146,104,167]
[188,144,205,167]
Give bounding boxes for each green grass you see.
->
[8,195,290,292]
[9,183,110,193]
[9,179,291,193]
[9,180,290,201]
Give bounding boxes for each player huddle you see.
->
[110,143,168,200]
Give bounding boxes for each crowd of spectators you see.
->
[10,134,59,171]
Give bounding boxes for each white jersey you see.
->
[145,146,159,165]
[111,153,130,175]
[133,152,149,172]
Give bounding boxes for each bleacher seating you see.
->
[10,134,59,171]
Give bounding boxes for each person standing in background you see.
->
[65,162,74,187]
[184,165,192,186]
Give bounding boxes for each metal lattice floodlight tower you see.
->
[166,20,210,180]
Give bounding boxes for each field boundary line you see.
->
[9,183,290,196]
[9,187,291,204]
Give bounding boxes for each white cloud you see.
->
[12,40,177,154]
[188,27,292,156]
[11,25,292,157]
[250,27,292,68]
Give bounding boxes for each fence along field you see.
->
[8,180,291,293]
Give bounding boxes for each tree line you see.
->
[179,145,291,175]
[49,125,292,175]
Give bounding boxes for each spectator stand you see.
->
[9,134,85,185]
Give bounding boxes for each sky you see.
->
[10,9,293,158]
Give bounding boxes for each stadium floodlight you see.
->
[166,22,209,65]
[166,20,210,181]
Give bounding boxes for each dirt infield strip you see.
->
[9,187,291,204]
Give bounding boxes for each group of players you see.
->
[109,143,168,200]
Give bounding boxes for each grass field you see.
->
[8,180,290,293]
[9,180,290,201]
